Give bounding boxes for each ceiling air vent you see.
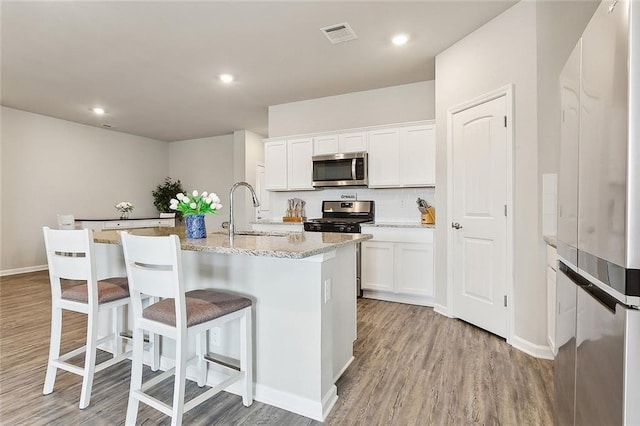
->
[320,22,357,44]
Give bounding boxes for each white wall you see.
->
[168,135,235,232]
[268,81,435,137]
[1,106,169,273]
[434,1,597,348]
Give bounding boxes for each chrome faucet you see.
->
[229,181,260,240]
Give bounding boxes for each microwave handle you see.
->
[352,158,357,180]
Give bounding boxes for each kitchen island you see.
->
[93,227,371,421]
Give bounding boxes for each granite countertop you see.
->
[251,220,304,226]
[77,217,171,221]
[253,220,434,229]
[94,226,372,259]
[363,222,435,229]
[543,235,557,248]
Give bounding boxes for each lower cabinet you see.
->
[547,243,558,354]
[361,227,434,306]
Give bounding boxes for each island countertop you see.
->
[93,227,372,259]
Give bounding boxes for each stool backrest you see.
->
[42,226,98,304]
[120,232,186,327]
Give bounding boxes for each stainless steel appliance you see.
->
[304,200,375,297]
[312,152,368,188]
[555,1,640,424]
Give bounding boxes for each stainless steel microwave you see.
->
[312,152,368,187]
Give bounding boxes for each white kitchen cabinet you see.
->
[546,243,558,354]
[368,124,435,188]
[368,128,401,187]
[264,138,314,191]
[400,125,436,186]
[75,217,175,231]
[313,134,339,156]
[313,132,367,156]
[395,242,434,297]
[361,226,435,306]
[287,138,314,190]
[339,132,367,153]
[264,140,288,190]
[360,241,395,292]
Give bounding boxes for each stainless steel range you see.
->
[304,200,374,297]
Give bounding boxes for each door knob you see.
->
[451,222,462,229]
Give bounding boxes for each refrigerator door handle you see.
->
[559,261,619,313]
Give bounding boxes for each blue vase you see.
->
[185,214,206,239]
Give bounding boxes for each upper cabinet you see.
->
[368,123,436,188]
[313,131,367,155]
[264,138,314,191]
[264,120,435,191]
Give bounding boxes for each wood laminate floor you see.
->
[0,271,554,425]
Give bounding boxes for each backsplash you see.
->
[267,187,435,223]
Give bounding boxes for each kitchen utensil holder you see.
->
[421,207,436,224]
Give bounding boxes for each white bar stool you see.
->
[42,226,132,409]
[120,231,253,426]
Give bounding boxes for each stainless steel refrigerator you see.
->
[555,0,640,425]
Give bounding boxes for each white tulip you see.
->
[202,191,208,197]
[176,193,184,200]
[190,202,197,209]
[211,194,220,203]
[192,190,198,197]
[169,205,177,210]
[216,203,223,210]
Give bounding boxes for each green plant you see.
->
[170,190,222,216]
[152,177,185,218]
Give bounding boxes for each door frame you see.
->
[446,84,515,344]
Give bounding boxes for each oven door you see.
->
[312,152,367,187]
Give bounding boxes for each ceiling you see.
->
[1,1,516,142]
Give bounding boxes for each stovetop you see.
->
[303,200,374,233]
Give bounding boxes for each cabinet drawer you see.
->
[360,226,433,243]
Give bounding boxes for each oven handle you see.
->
[559,261,619,313]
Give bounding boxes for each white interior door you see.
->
[451,95,508,338]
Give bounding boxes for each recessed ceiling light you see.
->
[392,34,409,46]
[90,107,105,115]
[219,74,234,83]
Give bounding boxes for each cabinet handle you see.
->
[451,222,462,229]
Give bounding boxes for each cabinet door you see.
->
[313,135,339,156]
[394,243,434,296]
[361,241,394,292]
[401,124,435,186]
[368,128,400,187]
[339,132,367,153]
[264,141,288,190]
[287,138,313,190]
[547,265,557,353]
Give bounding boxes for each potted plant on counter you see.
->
[152,177,185,220]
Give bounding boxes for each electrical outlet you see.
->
[210,327,221,346]
[324,279,332,303]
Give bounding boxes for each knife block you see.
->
[421,207,436,224]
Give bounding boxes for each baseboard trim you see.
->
[362,290,434,307]
[510,335,554,360]
[0,265,47,277]
[433,303,454,318]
